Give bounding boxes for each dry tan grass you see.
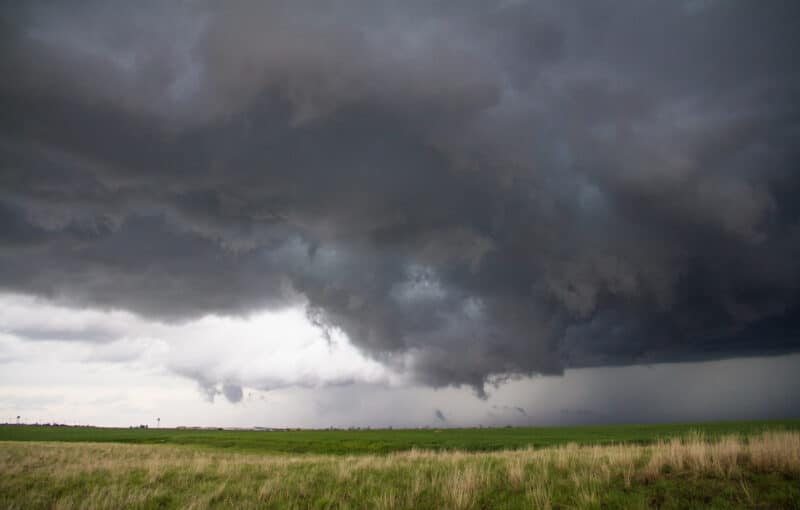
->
[525,475,553,510]
[749,430,800,474]
[443,462,490,509]
[375,488,399,510]
[638,429,800,483]
[505,456,525,488]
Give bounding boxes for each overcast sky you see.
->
[1,0,799,427]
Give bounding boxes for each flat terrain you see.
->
[2,419,799,454]
[1,420,799,509]
[1,431,799,509]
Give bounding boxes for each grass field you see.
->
[1,431,799,509]
[1,420,799,509]
[2,419,799,455]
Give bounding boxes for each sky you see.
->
[1,0,799,428]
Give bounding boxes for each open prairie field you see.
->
[1,431,799,509]
[1,421,800,509]
[2,419,799,455]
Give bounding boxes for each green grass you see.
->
[1,419,799,454]
[1,430,799,509]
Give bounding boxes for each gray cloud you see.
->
[1,1,799,396]
[5,326,120,344]
[222,384,244,404]
[175,370,244,404]
[491,404,529,418]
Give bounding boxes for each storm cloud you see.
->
[1,0,799,396]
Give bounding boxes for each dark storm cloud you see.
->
[2,1,800,395]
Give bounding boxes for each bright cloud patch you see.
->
[0,293,400,402]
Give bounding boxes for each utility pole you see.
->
[157,417,160,428]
